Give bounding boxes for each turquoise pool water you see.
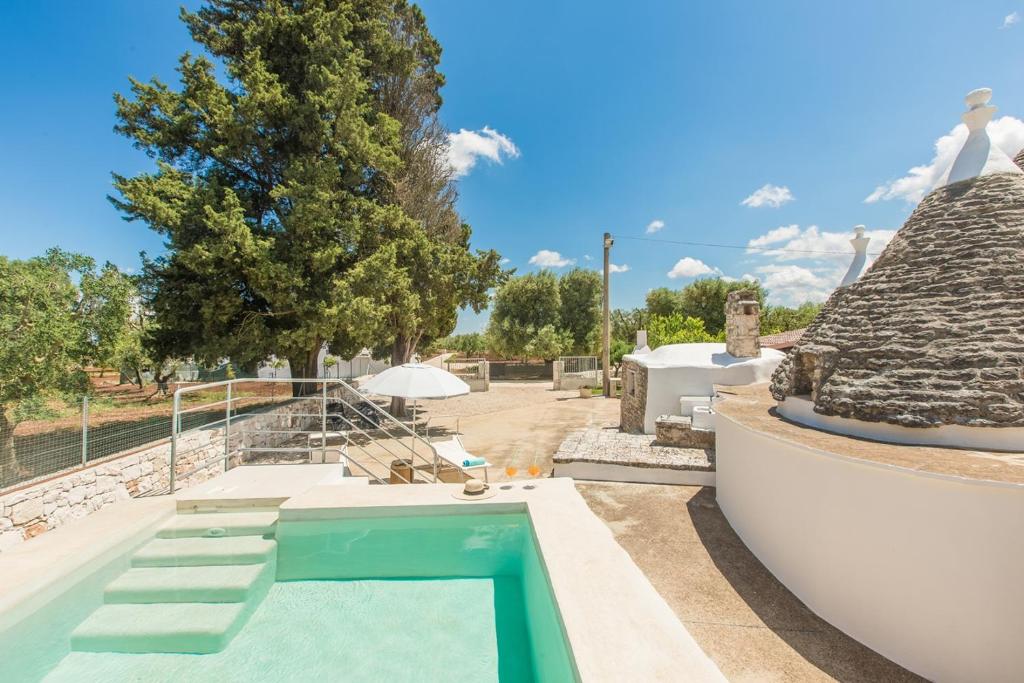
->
[2,512,577,682]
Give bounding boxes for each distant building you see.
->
[757,328,805,352]
[620,290,784,434]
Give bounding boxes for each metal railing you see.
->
[559,356,599,378]
[169,377,472,493]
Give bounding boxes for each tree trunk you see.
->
[289,347,321,397]
[0,408,20,488]
[389,334,415,417]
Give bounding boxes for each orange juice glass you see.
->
[505,465,518,478]
[527,464,541,477]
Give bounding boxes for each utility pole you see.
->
[602,232,613,396]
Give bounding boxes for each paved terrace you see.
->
[553,427,714,471]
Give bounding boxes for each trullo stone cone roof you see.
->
[770,90,1024,428]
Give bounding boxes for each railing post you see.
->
[169,390,180,494]
[321,380,327,462]
[81,396,89,466]
[225,382,233,467]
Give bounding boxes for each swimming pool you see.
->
[1,511,577,682]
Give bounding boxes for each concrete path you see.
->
[577,482,924,683]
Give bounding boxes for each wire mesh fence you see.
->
[1,382,297,493]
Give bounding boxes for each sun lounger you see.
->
[430,435,491,482]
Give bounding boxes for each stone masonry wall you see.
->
[0,393,339,553]
[0,426,227,553]
[619,359,648,433]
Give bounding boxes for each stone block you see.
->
[655,415,716,449]
[23,521,47,539]
[11,497,44,525]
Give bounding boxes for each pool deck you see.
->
[0,496,175,633]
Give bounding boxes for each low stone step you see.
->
[655,414,716,449]
[157,511,279,538]
[70,602,247,654]
[104,563,271,604]
[131,536,276,568]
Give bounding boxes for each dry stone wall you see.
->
[0,427,225,552]
[0,393,338,552]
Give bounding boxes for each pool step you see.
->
[70,510,281,655]
[70,602,249,654]
[157,511,279,538]
[132,535,277,567]
[104,563,273,604]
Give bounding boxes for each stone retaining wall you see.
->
[0,427,225,552]
[0,392,339,553]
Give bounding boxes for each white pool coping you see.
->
[280,478,726,682]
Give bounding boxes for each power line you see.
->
[612,234,884,257]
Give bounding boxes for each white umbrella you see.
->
[359,362,470,436]
[359,363,470,400]
[359,363,470,474]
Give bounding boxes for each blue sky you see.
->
[2,2,1024,334]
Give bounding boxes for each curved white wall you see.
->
[716,413,1024,682]
[779,395,1024,452]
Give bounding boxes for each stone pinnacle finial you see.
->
[840,225,870,287]
[962,87,995,131]
[936,87,1023,188]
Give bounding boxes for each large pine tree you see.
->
[113,0,499,392]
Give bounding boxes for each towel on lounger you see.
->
[462,457,486,467]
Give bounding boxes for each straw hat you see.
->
[452,478,496,501]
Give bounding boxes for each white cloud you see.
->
[865,115,1024,204]
[742,225,898,305]
[447,126,520,178]
[1002,11,1019,28]
[499,257,511,265]
[608,263,630,274]
[646,219,665,234]
[528,249,575,268]
[752,225,896,263]
[755,264,832,306]
[667,257,719,279]
[741,184,794,208]
[746,224,801,251]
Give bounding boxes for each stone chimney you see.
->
[633,330,650,354]
[725,290,761,358]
